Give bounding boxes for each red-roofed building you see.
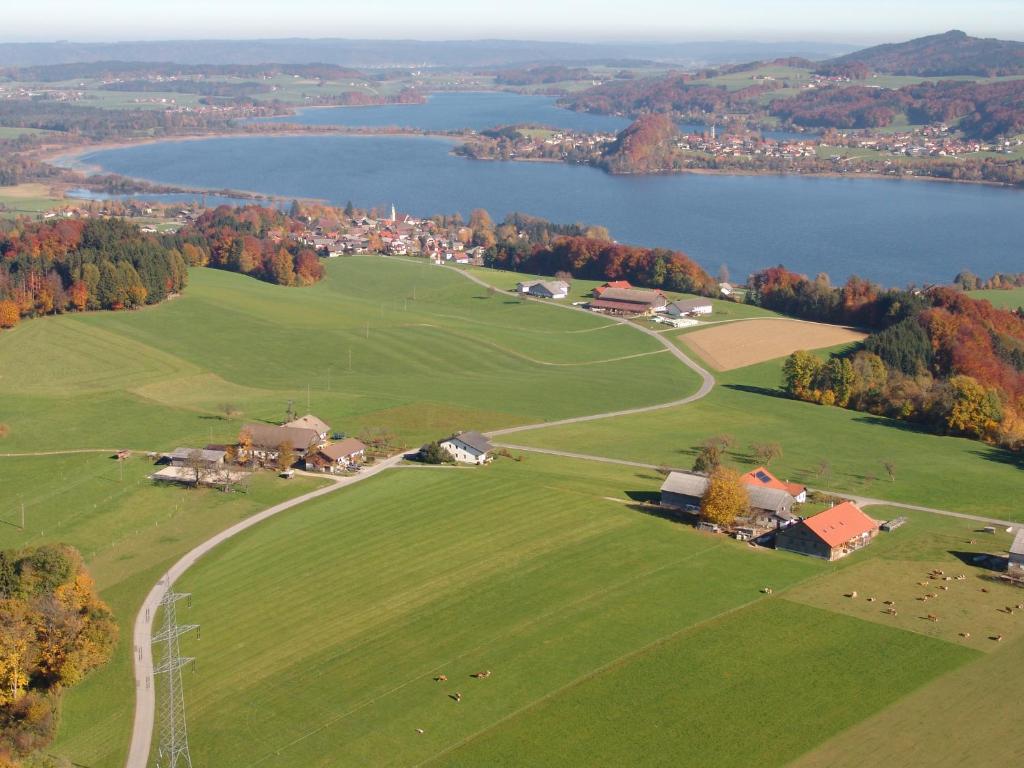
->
[775,502,879,561]
[740,466,807,503]
[592,280,632,297]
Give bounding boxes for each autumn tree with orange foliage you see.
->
[700,466,749,527]
[0,545,116,763]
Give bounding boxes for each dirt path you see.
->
[125,454,405,768]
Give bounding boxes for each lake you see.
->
[252,91,809,141]
[76,133,1024,287]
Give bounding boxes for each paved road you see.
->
[125,454,405,768]
[436,264,716,437]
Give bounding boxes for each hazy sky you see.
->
[3,0,1022,43]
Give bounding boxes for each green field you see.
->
[0,257,699,454]
[500,356,1024,520]
[0,452,327,766]
[163,455,978,767]
[2,256,1022,768]
[969,287,1024,310]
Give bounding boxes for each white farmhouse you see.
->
[440,431,493,465]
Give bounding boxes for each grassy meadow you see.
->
[0,256,699,454]
[162,455,990,768]
[500,355,1024,520]
[969,287,1024,310]
[1,256,1021,767]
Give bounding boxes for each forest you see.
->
[769,79,1024,139]
[486,234,716,296]
[170,205,325,288]
[598,113,682,173]
[559,74,771,118]
[759,267,1024,450]
[0,218,188,327]
[0,545,117,765]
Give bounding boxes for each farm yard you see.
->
[1,256,1022,767]
[677,317,866,371]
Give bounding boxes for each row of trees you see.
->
[781,287,1024,449]
[0,218,189,326]
[486,234,717,296]
[171,205,324,287]
[0,545,117,763]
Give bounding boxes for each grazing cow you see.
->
[848,591,858,598]
[926,614,939,622]
[761,587,773,594]
[416,728,425,734]
[452,692,462,702]
[867,597,876,602]
[918,581,930,587]
[883,600,895,606]
[435,674,448,682]
[981,588,989,593]
[959,632,971,639]
[472,670,492,679]
[939,586,949,591]
[994,635,1003,642]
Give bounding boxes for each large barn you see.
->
[775,502,879,561]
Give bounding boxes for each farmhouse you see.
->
[589,287,668,316]
[740,466,807,503]
[283,414,331,442]
[665,298,713,317]
[516,280,570,299]
[1008,528,1024,576]
[240,423,324,465]
[775,502,879,561]
[746,486,797,529]
[306,438,367,473]
[440,431,493,464]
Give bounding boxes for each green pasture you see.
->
[969,287,1024,310]
[501,356,1024,520]
[156,455,974,767]
[0,451,327,767]
[0,257,700,453]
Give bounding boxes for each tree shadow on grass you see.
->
[968,446,1024,471]
[850,414,935,436]
[949,550,1008,571]
[624,500,698,526]
[722,383,790,400]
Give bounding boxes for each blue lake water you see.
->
[78,131,1024,287]
[254,91,632,133]
[253,91,809,141]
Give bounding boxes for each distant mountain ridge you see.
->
[819,30,1024,77]
[0,38,858,69]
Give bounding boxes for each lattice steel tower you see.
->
[153,588,199,768]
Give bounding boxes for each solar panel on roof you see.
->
[755,471,771,483]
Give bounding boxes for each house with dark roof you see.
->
[440,431,493,464]
[775,502,879,561]
[516,280,570,299]
[660,471,709,511]
[665,298,713,317]
[163,447,226,468]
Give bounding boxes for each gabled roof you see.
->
[319,438,367,461]
[443,430,492,455]
[284,414,331,434]
[165,447,225,463]
[741,466,788,492]
[802,502,878,548]
[746,485,795,515]
[660,471,709,498]
[596,287,665,304]
[594,280,632,295]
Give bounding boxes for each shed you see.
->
[660,471,709,511]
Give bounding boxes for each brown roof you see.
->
[283,414,331,434]
[242,423,320,451]
[589,298,653,314]
[319,438,367,461]
[596,287,665,304]
[803,503,878,548]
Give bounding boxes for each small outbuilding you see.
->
[665,298,713,317]
[516,280,570,299]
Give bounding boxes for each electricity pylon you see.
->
[153,588,198,768]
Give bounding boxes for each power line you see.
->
[153,586,199,768]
